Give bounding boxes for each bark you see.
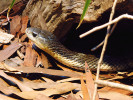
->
[23,0,133,39]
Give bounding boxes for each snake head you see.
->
[25,27,49,50]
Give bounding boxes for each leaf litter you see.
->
[0,1,132,100]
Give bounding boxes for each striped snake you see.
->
[25,27,133,71]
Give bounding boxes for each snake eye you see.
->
[32,32,37,37]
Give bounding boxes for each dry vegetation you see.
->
[0,0,132,100]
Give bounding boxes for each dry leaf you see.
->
[10,15,21,35]
[57,78,81,83]
[0,40,22,62]
[0,28,14,44]
[42,77,55,83]
[15,82,78,99]
[0,78,20,95]
[20,34,27,42]
[0,70,33,92]
[66,92,78,100]
[4,59,19,67]
[85,62,99,100]
[34,93,53,100]
[99,91,133,100]
[23,79,56,89]
[0,93,16,100]
[1,62,19,71]
[80,76,90,100]
[75,91,83,100]
[0,18,10,26]
[99,86,132,95]
[14,66,82,78]
[23,43,38,67]
[21,16,28,34]
[17,50,25,59]
[40,53,49,68]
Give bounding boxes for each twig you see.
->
[92,0,118,100]
[91,23,117,51]
[95,80,133,92]
[79,14,133,38]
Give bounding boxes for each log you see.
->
[23,0,133,39]
[0,0,21,13]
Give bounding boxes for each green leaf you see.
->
[9,0,16,9]
[77,0,91,29]
[7,0,16,21]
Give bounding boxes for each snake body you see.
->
[25,27,133,71]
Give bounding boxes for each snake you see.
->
[25,27,133,71]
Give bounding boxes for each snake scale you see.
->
[25,27,133,71]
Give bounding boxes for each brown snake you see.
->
[25,27,133,71]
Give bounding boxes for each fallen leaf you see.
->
[0,70,33,92]
[40,53,49,68]
[15,82,78,99]
[10,15,21,35]
[0,40,22,62]
[20,34,27,42]
[99,91,133,100]
[57,77,81,83]
[21,16,28,34]
[10,57,23,65]
[34,93,53,100]
[85,62,99,100]
[14,66,82,78]
[75,91,83,100]
[0,18,9,26]
[0,93,16,100]
[0,28,14,44]
[66,92,78,100]
[0,78,20,95]
[3,61,18,71]
[99,86,132,96]
[16,50,25,59]
[80,76,90,100]
[23,43,38,67]
[42,77,55,83]
[4,59,18,67]
[22,79,55,89]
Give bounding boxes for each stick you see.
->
[92,0,118,100]
[95,80,133,92]
[79,14,133,38]
[91,23,117,51]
